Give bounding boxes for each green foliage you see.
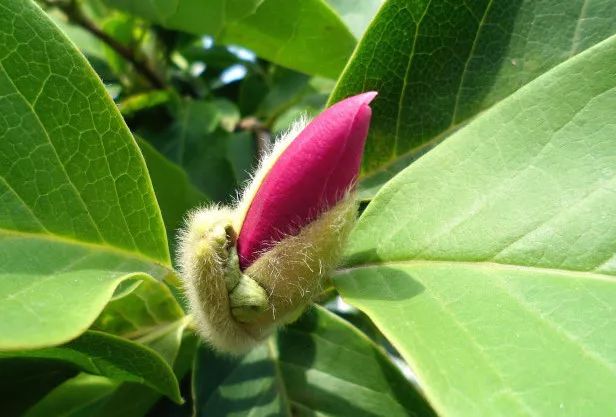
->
[22,375,122,417]
[330,0,616,198]
[139,98,242,203]
[12,327,196,417]
[137,137,207,237]
[0,331,182,403]
[326,0,384,38]
[335,34,616,416]
[1,0,615,415]
[0,359,78,417]
[0,0,171,350]
[193,306,434,416]
[92,274,185,339]
[104,0,356,78]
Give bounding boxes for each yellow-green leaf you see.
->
[0,0,170,350]
[335,35,616,417]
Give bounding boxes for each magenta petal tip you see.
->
[237,92,377,268]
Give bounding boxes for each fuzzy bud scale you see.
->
[178,92,377,354]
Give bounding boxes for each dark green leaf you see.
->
[257,69,311,120]
[83,320,194,417]
[22,375,120,417]
[141,99,239,202]
[226,131,257,187]
[330,0,616,197]
[193,342,291,417]
[0,358,77,417]
[0,330,182,403]
[137,137,207,236]
[25,322,197,417]
[193,306,434,416]
[104,0,356,78]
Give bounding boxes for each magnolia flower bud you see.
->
[178,92,376,353]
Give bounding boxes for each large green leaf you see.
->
[0,265,158,351]
[330,0,616,198]
[0,330,182,403]
[334,35,616,417]
[104,0,356,79]
[193,306,434,416]
[0,0,170,350]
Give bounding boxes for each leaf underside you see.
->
[336,34,616,417]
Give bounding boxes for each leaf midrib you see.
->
[335,258,616,417]
[0,227,171,271]
[335,259,616,282]
[0,2,171,264]
[0,61,106,244]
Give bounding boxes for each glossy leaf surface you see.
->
[0,331,182,403]
[330,0,616,197]
[193,306,435,416]
[0,0,170,349]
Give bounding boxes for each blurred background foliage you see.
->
[39,0,382,238]
[23,2,414,416]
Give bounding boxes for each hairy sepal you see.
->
[177,195,357,354]
[178,206,272,354]
[178,104,368,353]
[245,194,357,325]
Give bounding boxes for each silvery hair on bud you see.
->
[177,116,358,354]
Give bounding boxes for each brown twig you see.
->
[45,0,167,89]
[238,117,272,157]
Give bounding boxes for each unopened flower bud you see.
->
[178,92,377,353]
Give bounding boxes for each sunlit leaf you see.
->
[0,0,171,350]
[326,0,384,38]
[330,0,616,198]
[335,35,616,417]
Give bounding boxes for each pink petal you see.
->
[238,92,377,268]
